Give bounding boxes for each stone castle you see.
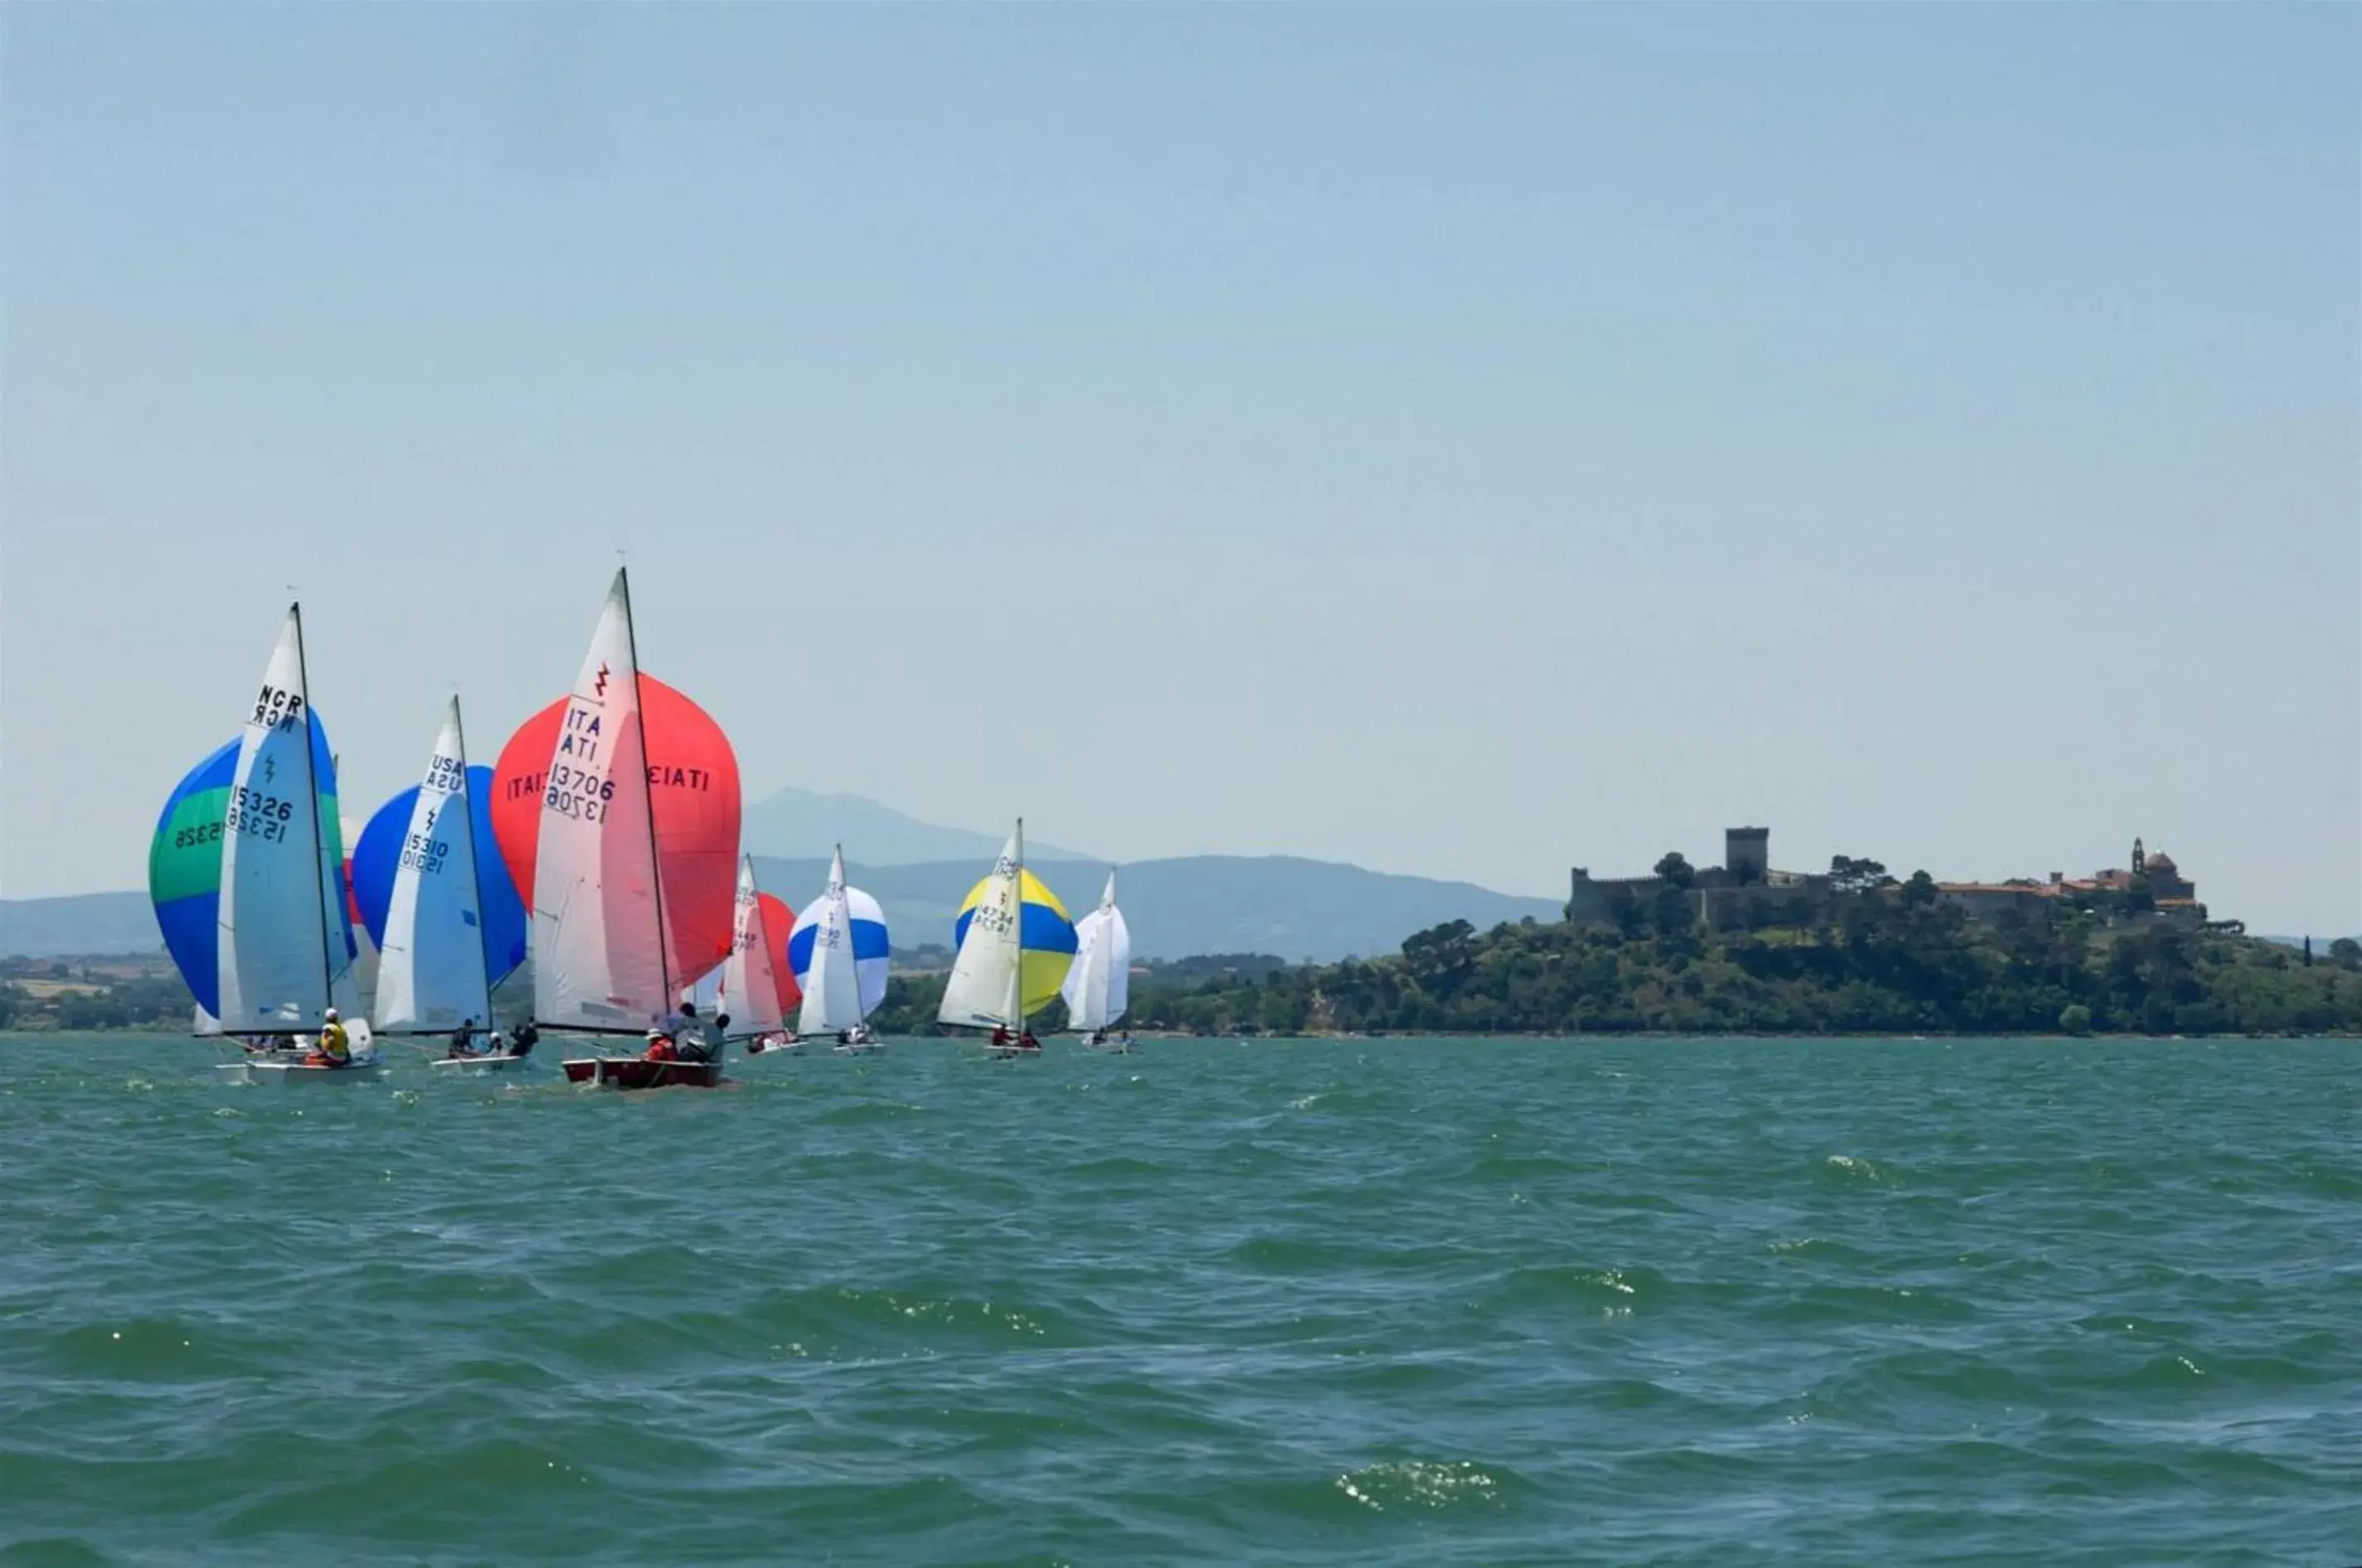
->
[1569,829,2204,931]
[1567,827,1834,933]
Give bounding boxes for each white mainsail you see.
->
[532,569,673,1032]
[375,697,493,1032]
[216,605,352,1032]
[717,855,786,1037]
[937,822,1027,1030]
[797,845,867,1035]
[1062,868,1130,1031]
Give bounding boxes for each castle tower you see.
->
[1725,827,1770,885]
[2132,837,2146,876]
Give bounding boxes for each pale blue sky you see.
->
[3,6,2356,933]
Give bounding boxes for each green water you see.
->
[2,1035,2355,1566]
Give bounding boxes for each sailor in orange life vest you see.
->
[642,1027,677,1062]
[304,1008,353,1069]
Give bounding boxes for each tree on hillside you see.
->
[1402,920,1478,997]
[1830,856,1891,896]
[1603,884,1645,939]
[1654,852,1696,889]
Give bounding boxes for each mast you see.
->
[839,842,866,1028]
[1096,865,1117,1026]
[290,602,338,1021]
[617,567,675,1012]
[1013,817,1026,1032]
[453,693,495,1031]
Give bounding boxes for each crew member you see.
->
[642,1027,676,1062]
[307,1008,352,1068]
[685,1010,728,1063]
[447,1017,482,1059]
[509,1022,540,1058]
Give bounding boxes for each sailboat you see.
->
[1063,869,1135,1051]
[937,820,1076,1057]
[357,698,526,1070]
[210,605,376,1084]
[793,845,884,1052]
[536,570,728,1090]
[718,855,798,1056]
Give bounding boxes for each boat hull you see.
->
[217,1057,385,1085]
[561,1056,724,1090]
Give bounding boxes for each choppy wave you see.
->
[1,1033,2357,1566]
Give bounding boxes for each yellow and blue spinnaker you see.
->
[955,868,1077,1017]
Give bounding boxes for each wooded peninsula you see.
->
[9,861,2359,1036]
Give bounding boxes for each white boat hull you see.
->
[218,1056,386,1085]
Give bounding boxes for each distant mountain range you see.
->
[0,893,164,961]
[750,853,1561,964]
[1,792,1563,964]
[741,788,1090,866]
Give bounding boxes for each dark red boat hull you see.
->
[561,1057,724,1090]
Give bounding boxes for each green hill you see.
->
[999,891,2362,1036]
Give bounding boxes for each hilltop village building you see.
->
[1936,839,2206,923]
[1569,832,2206,931]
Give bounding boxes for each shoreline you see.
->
[6,1027,2357,1043]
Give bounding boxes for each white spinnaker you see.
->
[376,698,493,1032]
[718,856,785,1036]
[798,847,866,1034]
[532,569,671,1031]
[216,606,349,1032]
[937,827,1024,1030]
[1062,869,1130,1030]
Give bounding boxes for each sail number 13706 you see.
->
[545,762,616,823]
